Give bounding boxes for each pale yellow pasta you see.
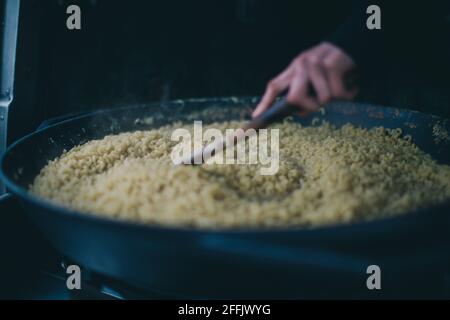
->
[30,120,450,229]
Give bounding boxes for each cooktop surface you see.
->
[0,194,180,299]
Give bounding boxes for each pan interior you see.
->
[3,97,449,229]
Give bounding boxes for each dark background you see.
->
[8,0,450,143]
[1,1,450,299]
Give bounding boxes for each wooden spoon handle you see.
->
[243,97,297,131]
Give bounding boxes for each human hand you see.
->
[253,42,358,117]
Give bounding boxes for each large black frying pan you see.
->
[2,97,450,299]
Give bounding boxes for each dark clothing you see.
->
[327,1,450,115]
[329,1,450,74]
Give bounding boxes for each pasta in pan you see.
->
[30,120,450,229]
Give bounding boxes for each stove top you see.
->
[0,194,187,300]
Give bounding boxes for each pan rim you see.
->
[1,96,450,237]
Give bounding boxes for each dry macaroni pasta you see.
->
[30,120,450,229]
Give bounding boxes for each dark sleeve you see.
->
[327,1,384,69]
[327,1,449,72]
